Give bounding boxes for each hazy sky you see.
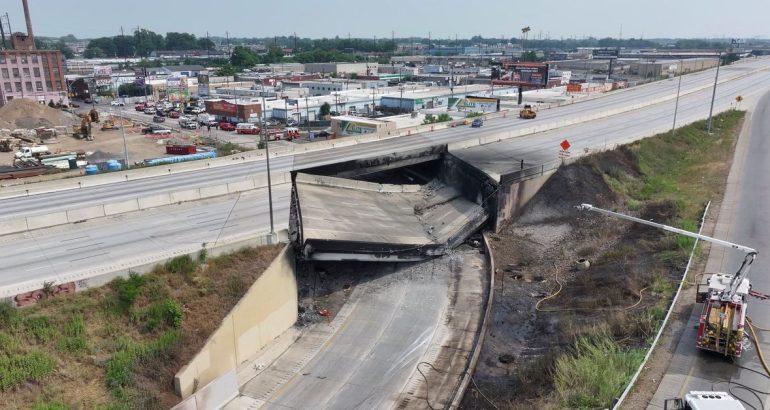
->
[4,0,768,41]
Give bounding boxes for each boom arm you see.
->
[577,204,757,301]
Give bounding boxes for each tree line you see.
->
[84,29,215,58]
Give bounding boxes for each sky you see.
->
[3,0,769,41]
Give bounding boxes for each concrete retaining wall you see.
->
[174,245,298,399]
[495,171,556,232]
[171,369,239,410]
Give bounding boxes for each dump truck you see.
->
[14,145,50,159]
[519,104,537,119]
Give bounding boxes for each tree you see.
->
[217,64,236,76]
[134,29,164,57]
[230,46,258,68]
[319,102,331,117]
[264,45,284,64]
[86,37,117,57]
[197,37,215,50]
[84,47,105,58]
[165,32,198,50]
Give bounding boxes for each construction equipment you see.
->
[89,108,100,123]
[577,203,760,358]
[0,140,12,152]
[72,116,93,141]
[101,119,118,131]
[519,104,537,119]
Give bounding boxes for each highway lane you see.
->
[453,65,770,178]
[1,58,768,220]
[647,91,770,409]
[0,184,291,290]
[2,62,770,290]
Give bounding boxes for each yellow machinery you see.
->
[101,119,118,131]
[519,104,536,119]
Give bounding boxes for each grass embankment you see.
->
[551,110,744,408]
[0,245,281,409]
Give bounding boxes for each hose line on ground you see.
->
[747,317,770,378]
[535,267,648,312]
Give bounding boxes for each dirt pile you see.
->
[0,98,80,130]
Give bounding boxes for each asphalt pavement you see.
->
[647,90,770,409]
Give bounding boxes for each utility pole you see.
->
[119,103,129,168]
[706,52,722,134]
[672,59,683,135]
[261,96,274,236]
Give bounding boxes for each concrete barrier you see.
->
[26,211,68,230]
[0,229,287,302]
[171,369,238,410]
[226,179,255,194]
[137,193,172,210]
[199,184,229,199]
[104,198,140,216]
[170,188,202,203]
[66,205,106,222]
[174,245,297,399]
[0,218,28,236]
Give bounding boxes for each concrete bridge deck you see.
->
[291,174,487,262]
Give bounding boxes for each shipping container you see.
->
[166,145,197,155]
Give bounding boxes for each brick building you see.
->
[0,0,68,107]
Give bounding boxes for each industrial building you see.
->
[303,62,379,76]
[0,0,68,107]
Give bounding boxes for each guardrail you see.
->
[612,201,711,409]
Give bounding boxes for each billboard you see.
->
[94,66,112,77]
[462,96,499,112]
[492,63,549,87]
[197,74,210,96]
[592,49,619,59]
[94,66,113,87]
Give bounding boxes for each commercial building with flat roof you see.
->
[0,0,68,107]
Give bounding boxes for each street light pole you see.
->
[672,59,683,135]
[118,103,129,167]
[261,96,274,236]
[706,52,722,134]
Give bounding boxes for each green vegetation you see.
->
[0,245,282,408]
[554,331,645,408]
[0,351,56,390]
[423,113,452,124]
[549,110,745,408]
[465,112,483,118]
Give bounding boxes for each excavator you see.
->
[72,115,94,141]
[519,104,537,119]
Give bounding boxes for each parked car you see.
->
[183,106,194,115]
[471,118,483,128]
[155,110,166,117]
[219,122,236,131]
[153,115,166,123]
[190,107,205,114]
[135,104,145,111]
[144,108,155,115]
[110,101,124,106]
[236,123,259,134]
[168,111,180,118]
[179,119,198,130]
[286,118,299,127]
[142,125,172,135]
[315,130,331,139]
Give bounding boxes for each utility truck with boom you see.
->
[576,204,764,358]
